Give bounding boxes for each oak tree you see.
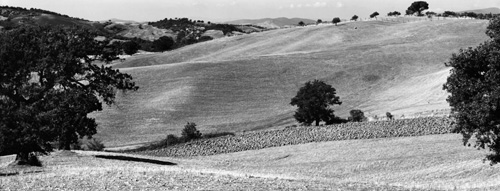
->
[443,17,500,164]
[290,80,342,126]
[0,25,138,165]
[407,1,429,16]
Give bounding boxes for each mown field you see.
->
[2,133,499,190]
[92,19,489,147]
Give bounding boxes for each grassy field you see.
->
[2,134,499,190]
[92,19,489,147]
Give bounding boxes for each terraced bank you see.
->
[136,117,454,157]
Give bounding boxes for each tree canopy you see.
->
[407,1,429,16]
[332,17,341,26]
[0,25,138,164]
[388,11,401,16]
[443,17,500,164]
[349,110,366,122]
[290,80,342,126]
[351,15,359,21]
[370,12,380,19]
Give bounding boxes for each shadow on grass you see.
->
[95,155,177,166]
[127,131,235,153]
[0,166,44,177]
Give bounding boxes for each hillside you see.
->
[460,7,500,14]
[226,17,316,28]
[93,19,490,147]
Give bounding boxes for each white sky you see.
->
[1,0,499,22]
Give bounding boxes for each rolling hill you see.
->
[460,7,500,14]
[226,17,316,28]
[93,19,490,147]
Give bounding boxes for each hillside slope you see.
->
[226,17,316,28]
[95,19,489,147]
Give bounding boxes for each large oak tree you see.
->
[443,17,500,164]
[0,25,138,165]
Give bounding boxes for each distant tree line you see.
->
[0,6,89,21]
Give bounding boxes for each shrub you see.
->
[198,36,213,42]
[203,132,235,139]
[386,112,393,120]
[122,41,140,55]
[181,122,202,141]
[165,134,182,146]
[84,138,105,151]
[349,109,366,122]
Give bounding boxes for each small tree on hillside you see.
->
[122,40,140,55]
[388,11,401,17]
[153,36,175,51]
[370,12,380,20]
[351,15,359,21]
[316,19,323,25]
[290,80,342,126]
[386,112,393,120]
[181,122,202,141]
[349,109,366,122]
[443,17,500,165]
[298,21,305,26]
[407,1,429,16]
[332,17,341,26]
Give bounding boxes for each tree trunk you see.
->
[315,120,320,126]
[15,151,30,165]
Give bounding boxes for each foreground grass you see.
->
[1,134,499,190]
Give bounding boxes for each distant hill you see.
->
[105,18,143,24]
[459,7,500,14]
[0,6,101,31]
[226,17,316,28]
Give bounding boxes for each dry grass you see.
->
[197,134,500,190]
[93,19,489,147]
[1,134,499,190]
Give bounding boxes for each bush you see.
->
[84,138,105,151]
[203,132,235,139]
[386,112,393,120]
[165,134,182,146]
[198,36,213,42]
[349,109,366,122]
[122,41,140,55]
[182,122,202,141]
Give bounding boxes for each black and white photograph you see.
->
[1,0,500,190]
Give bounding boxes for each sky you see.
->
[1,0,499,22]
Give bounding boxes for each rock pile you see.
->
[137,117,454,157]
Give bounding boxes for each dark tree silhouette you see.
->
[290,80,342,126]
[332,17,341,26]
[407,1,429,16]
[298,21,305,26]
[349,110,366,122]
[121,40,140,55]
[316,19,323,24]
[370,12,380,20]
[388,11,401,16]
[0,25,138,165]
[181,122,202,141]
[386,112,393,120]
[443,17,500,165]
[153,36,175,51]
[351,15,359,21]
